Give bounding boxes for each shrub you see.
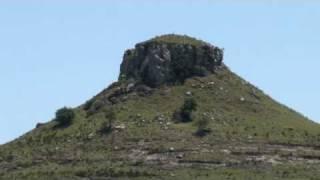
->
[86,100,105,117]
[101,108,116,133]
[194,116,210,137]
[174,97,197,122]
[55,107,75,126]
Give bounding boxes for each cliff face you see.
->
[119,35,223,87]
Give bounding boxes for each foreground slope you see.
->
[1,35,320,180]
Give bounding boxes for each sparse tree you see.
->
[55,107,75,126]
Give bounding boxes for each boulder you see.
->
[185,91,192,96]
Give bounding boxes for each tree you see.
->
[55,107,75,126]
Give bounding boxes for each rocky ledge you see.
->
[119,34,224,87]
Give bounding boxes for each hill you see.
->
[1,34,320,180]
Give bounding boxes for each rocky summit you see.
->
[119,35,223,87]
[1,34,320,180]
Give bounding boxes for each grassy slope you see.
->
[0,66,320,179]
[145,34,208,47]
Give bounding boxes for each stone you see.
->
[185,91,192,96]
[176,153,184,159]
[169,147,175,152]
[35,123,45,129]
[135,84,153,96]
[221,149,231,154]
[126,83,135,92]
[240,97,246,102]
[115,124,126,130]
[88,133,95,139]
[119,35,224,87]
[138,140,145,146]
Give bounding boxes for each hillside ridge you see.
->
[1,34,320,180]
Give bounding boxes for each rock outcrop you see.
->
[119,34,224,87]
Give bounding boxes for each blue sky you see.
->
[0,1,319,144]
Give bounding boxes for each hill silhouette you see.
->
[1,34,320,180]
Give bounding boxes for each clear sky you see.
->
[1,1,319,144]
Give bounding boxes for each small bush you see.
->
[174,97,197,122]
[55,107,75,126]
[194,116,210,137]
[101,108,116,133]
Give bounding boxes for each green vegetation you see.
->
[147,34,207,47]
[54,107,75,127]
[1,35,320,179]
[194,114,211,137]
[174,97,198,123]
[101,108,116,133]
[1,68,320,179]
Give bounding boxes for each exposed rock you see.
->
[88,132,95,139]
[185,91,192,96]
[126,83,135,92]
[119,35,223,87]
[221,149,231,154]
[35,123,45,129]
[114,124,126,130]
[176,153,184,159]
[135,84,153,96]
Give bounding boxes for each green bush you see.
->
[55,107,75,126]
[194,116,210,136]
[101,108,116,133]
[174,98,197,122]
